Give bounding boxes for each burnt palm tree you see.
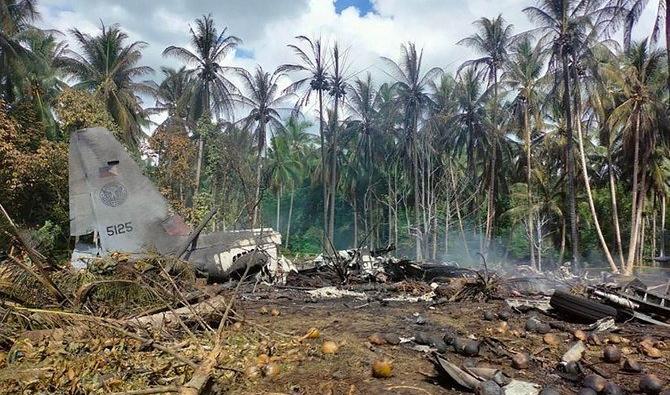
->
[163,14,241,194]
[60,22,154,148]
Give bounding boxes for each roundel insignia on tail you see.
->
[99,181,128,207]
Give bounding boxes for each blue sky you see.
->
[335,0,374,15]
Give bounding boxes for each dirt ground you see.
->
[2,282,670,394]
[223,285,670,394]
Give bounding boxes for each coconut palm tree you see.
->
[0,0,39,102]
[503,37,547,267]
[326,42,350,250]
[523,0,600,265]
[382,42,442,260]
[150,66,193,124]
[279,36,330,250]
[606,39,668,273]
[280,117,313,246]
[267,131,300,234]
[234,65,292,226]
[617,0,670,93]
[459,15,514,250]
[60,22,154,148]
[163,14,241,194]
[20,30,68,140]
[147,66,195,132]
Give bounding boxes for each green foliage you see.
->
[55,88,118,134]
[0,100,69,252]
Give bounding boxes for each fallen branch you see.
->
[0,203,48,265]
[7,254,70,305]
[179,263,252,395]
[110,386,179,395]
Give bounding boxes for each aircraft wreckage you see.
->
[68,127,294,282]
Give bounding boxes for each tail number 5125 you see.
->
[106,222,133,236]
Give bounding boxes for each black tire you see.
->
[550,290,617,323]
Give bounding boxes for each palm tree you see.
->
[60,22,154,148]
[523,0,599,265]
[267,131,300,234]
[280,117,313,246]
[152,66,195,124]
[606,39,667,273]
[618,0,670,93]
[163,14,241,194]
[150,66,193,126]
[20,30,68,140]
[0,0,39,102]
[459,15,514,250]
[345,73,384,248]
[279,36,330,250]
[503,37,547,267]
[382,42,441,260]
[327,42,349,250]
[234,66,291,227]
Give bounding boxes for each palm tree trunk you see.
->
[449,163,470,259]
[364,190,370,246]
[432,208,438,260]
[286,187,294,247]
[524,104,535,269]
[559,216,566,266]
[353,195,358,247]
[394,171,399,248]
[639,215,647,264]
[413,113,422,261]
[561,49,579,265]
[445,198,450,256]
[666,4,670,97]
[194,138,204,199]
[252,118,266,228]
[319,89,328,251]
[626,172,647,274]
[573,67,618,273]
[662,194,666,257]
[626,112,642,270]
[609,150,625,268]
[652,196,657,258]
[276,183,282,231]
[387,175,393,247]
[328,96,339,252]
[536,218,543,271]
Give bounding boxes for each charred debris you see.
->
[1,128,670,393]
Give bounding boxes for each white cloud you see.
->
[35,0,664,132]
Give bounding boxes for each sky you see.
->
[35,0,661,129]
